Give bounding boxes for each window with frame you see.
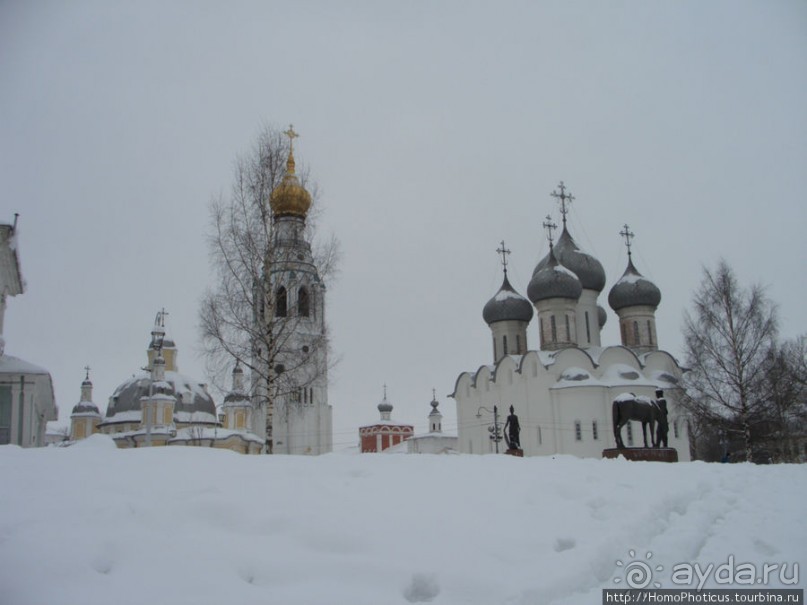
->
[298,287,310,317]
[0,386,10,445]
[574,420,582,441]
[592,419,599,440]
[276,287,288,317]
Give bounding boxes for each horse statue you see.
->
[612,391,669,449]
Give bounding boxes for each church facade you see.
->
[69,312,263,454]
[451,183,691,459]
[0,217,58,447]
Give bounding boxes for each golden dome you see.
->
[269,148,312,219]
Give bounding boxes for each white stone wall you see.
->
[453,346,691,460]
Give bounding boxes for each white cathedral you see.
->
[451,183,691,460]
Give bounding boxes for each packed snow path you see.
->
[1,436,804,605]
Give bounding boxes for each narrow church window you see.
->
[592,420,599,440]
[647,321,654,346]
[565,315,571,342]
[539,317,545,348]
[503,335,508,356]
[276,287,288,317]
[493,337,497,360]
[621,322,627,344]
[574,420,582,441]
[537,425,542,445]
[627,422,634,446]
[585,311,591,343]
[673,419,680,439]
[551,316,557,342]
[0,387,11,445]
[633,321,640,345]
[298,287,310,317]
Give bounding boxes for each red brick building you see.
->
[359,391,413,453]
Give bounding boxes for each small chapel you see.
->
[451,183,691,459]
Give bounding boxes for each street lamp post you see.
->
[476,405,502,454]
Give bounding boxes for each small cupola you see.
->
[484,242,532,361]
[608,224,661,352]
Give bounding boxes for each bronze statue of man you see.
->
[504,405,521,450]
[654,389,669,448]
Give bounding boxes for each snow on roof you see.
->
[0,354,51,376]
[554,366,597,387]
[173,410,218,424]
[615,271,643,285]
[493,288,525,302]
[170,426,264,444]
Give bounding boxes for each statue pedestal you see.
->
[602,448,678,462]
[505,448,524,457]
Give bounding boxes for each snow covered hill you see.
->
[1,436,804,605]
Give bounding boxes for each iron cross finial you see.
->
[496,240,511,275]
[84,365,91,381]
[550,181,575,228]
[620,224,635,258]
[542,215,558,247]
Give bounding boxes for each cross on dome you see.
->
[496,241,511,275]
[283,124,299,152]
[550,181,575,227]
[620,224,635,258]
[155,308,169,328]
[84,365,91,381]
[543,215,558,247]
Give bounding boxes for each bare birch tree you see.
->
[758,336,807,462]
[681,260,778,462]
[199,125,339,448]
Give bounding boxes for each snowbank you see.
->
[0,446,803,605]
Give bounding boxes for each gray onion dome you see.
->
[71,400,100,415]
[482,275,534,325]
[378,399,393,414]
[533,228,606,292]
[527,248,583,303]
[597,305,608,328]
[608,259,661,311]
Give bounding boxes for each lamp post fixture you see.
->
[476,405,502,454]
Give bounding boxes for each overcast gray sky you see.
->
[2,1,805,449]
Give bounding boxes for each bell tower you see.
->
[254,126,333,455]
